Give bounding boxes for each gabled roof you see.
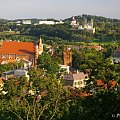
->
[64,72,88,81]
[0,41,35,55]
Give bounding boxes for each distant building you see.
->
[112,46,120,63]
[22,20,31,25]
[39,20,55,25]
[71,16,79,28]
[64,72,88,88]
[71,17,95,34]
[87,45,103,51]
[79,19,95,34]
[0,38,43,65]
[55,20,64,24]
[62,47,72,67]
[70,45,103,51]
[3,69,29,81]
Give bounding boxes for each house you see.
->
[113,46,120,63]
[0,38,43,65]
[64,72,88,88]
[3,69,29,81]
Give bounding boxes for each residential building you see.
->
[3,69,29,81]
[64,72,88,88]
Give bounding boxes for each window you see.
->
[74,82,77,85]
[9,57,12,59]
[16,57,19,60]
[80,81,83,84]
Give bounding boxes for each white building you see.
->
[71,17,79,28]
[39,20,55,25]
[56,20,64,24]
[22,20,31,25]
[64,72,88,88]
[70,17,95,34]
[78,19,95,34]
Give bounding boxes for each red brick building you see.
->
[63,47,72,67]
[0,38,43,65]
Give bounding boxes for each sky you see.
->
[0,0,120,20]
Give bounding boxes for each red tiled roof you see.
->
[109,80,118,87]
[114,46,120,52]
[96,80,118,88]
[0,41,35,55]
[96,80,104,86]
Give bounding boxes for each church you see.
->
[0,38,43,65]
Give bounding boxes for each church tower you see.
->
[90,19,93,28]
[38,37,43,55]
[35,37,43,65]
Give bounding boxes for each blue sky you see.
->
[0,0,119,20]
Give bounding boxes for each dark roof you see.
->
[64,72,88,81]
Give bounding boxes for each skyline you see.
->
[0,0,120,20]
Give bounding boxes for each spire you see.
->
[38,37,43,55]
[39,37,42,45]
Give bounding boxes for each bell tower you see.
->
[63,47,72,67]
[34,37,43,65]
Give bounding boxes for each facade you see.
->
[0,38,43,65]
[64,72,88,88]
[63,47,72,67]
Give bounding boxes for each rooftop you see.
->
[64,72,88,81]
[0,41,35,55]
